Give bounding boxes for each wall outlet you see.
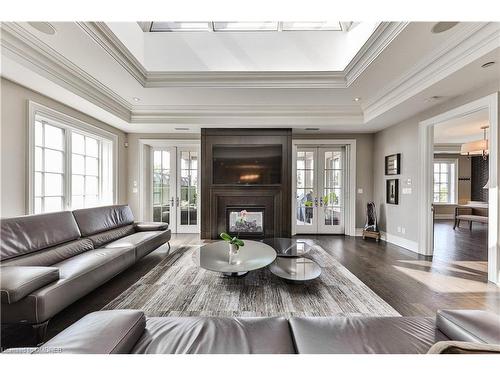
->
[357,188,363,194]
[397,226,401,233]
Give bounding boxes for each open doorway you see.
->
[432,109,489,263]
[418,93,499,285]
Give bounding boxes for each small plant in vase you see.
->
[220,232,245,265]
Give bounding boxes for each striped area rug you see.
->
[103,242,400,318]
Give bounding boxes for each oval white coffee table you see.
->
[198,240,276,277]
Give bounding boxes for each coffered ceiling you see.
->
[1,21,499,133]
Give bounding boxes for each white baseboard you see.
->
[380,231,419,253]
[434,214,454,220]
[353,228,420,253]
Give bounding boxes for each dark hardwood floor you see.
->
[1,227,499,349]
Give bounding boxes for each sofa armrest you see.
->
[436,309,500,344]
[134,221,169,232]
[0,266,59,304]
[35,310,146,354]
[427,340,500,354]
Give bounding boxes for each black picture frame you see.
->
[386,179,399,205]
[385,153,401,175]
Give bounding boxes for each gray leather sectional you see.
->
[3,309,499,354]
[0,205,171,338]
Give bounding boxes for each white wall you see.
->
[0,78,128,217]
[373,82,500,249]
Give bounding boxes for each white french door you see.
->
[152,146,199,233]
[295,147,345,234]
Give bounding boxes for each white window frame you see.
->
[27,101,118,214]
[432,158,458,205]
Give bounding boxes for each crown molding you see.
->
[130,104,363,125]
[363,22,500,122]
[344,22,409,86]
[78,21,407,89]
[1,22,132,121]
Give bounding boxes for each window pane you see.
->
[85,176,98,195]
[72,154,85,174]
[85,157,98,176]
[85,195,98,207]
[86,137,99,157]
[72,133,85,154]
[44,149,63,173]
[181,152,190,169]
[34,197,42,213]
[72,175,84,195]
[44,124,64,150]
[35,122,43,146]
[434,163,440,173]
[44,197,62,212]
[44,173,63,196]
[35,172,43,196]
[35,147,43,171]
[72,195,84,209]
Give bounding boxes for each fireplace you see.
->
[227,207,265,237]
[201,129,292,239]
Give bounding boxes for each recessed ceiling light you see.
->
[28,22,56,35]
[133,97,141,102]
[481,61,496,68]
[353,97,361,102]
[431,22,459,34]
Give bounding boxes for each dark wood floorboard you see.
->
[2,225,499,349]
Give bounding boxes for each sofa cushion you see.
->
[105,230,171,259]
[134,222,169,232]
[427,340,500,354]
[72,205,134,237]
[36,310,146,354]
[131,317,295,354]
[0,266,59,304]
[0,211,81,261]
[289,316,446,354]
[0,247,136,324]
[436,309,500,344]
[0,239,94,267]
[86,224,135,248]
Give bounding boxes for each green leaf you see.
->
[220,232,232,241]
[234,239,245,247]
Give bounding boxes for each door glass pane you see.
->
[35,122,43,146]
[35,172,43,196]
[86,137,99,157]
[72,195,84,209]
[72,175,84,195]
[85,176,98,195]
[35,147,43,171]
[323,149,343,228]
[72,154,85,175]
[85,157,98,176]
[153,150,172,224]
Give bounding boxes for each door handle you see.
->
[314,197,318,207]
[170,197,174,208]
[319,197,323,207]
[176,197,180,207]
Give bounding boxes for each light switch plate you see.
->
[357,188,363,194]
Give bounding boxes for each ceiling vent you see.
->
[481,61,496,68]
[431,22,459,34]
[304,128,320,131]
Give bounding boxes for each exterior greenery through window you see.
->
[33,116,114,213]
[433,159,457,204]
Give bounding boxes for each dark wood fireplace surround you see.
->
[201,128,292,239]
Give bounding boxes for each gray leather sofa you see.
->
[4,309,499,354]
[0,205,171,339]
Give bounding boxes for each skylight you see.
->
[148,21,343,32]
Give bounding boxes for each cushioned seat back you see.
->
[72,205,135,237]
[1,211,81,262]
[1,238,94,267]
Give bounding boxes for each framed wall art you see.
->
[386,179,399,205]
[385,153,401,175]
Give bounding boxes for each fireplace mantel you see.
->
[200,129,292,239]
